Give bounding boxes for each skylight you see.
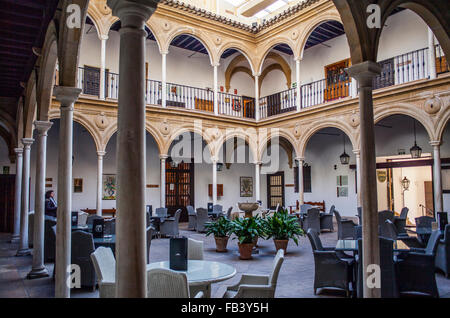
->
[253,0,296,19]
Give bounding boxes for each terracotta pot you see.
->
[274,239,289,253]
[238,243,254,260]
[214,236,229,252]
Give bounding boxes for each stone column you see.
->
[99,35,108,99]
[160,154,167,208]
[430,141,443,213]
[351,78,358,98]
[254,162,261,202]
[11,147,23,243]
[212,157,217,205]
[213,63,219,115]
[348,61,382,298]
[353,149,362,207]
[428,27,437,80]
[108,0,157,298]
[53,86,81,298]
[295,58,301,111]
[16,138,33,256]
[296,157,304,205]
[27,121,53,278]
[254,74,260,120]
[161,50,167,108]
[96,151,106,216]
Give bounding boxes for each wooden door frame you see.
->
[267,171,285,210]
[165,158,194,222]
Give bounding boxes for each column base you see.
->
[16,248,32,256]
[27,266,49,279]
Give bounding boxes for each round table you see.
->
[146,260,236,298]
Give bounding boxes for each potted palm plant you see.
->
[205,217,232,252]
[231,216,265,260]
[263,208,304,253]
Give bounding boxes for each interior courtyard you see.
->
[0,0,450,299]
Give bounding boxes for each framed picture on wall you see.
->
[102,174,116,200]
[240,176,253,197]
[73,178,83,193]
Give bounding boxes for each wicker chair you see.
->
[196,208,211,233]
[394,207,409,234]
[188,238,204,260]
[146,226,154,264]
[320,205,334,232]
[187,205,196,230]
[155,207,168,217]
[160,209,181,237]
[147,268,203,298]
[378,210,394,236]
[104,218,116,235]
[90,247,116,298]
[306,229,353,296]
[383,219,423,248]
[28,212,34,247]
[226,206,233,220]
[435,224,450,278]
[334,210,357,239]
[212,204,223,214]
[300,204,312,214]
[44,216,57,262]
[303,208,321,234]
[356,207,362,225]
[223,249,285,298]
[72,230,96,289]
[395,230,442,297]
[87,215,103,226]
[78,212,89,226]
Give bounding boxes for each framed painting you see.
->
[73,178,83,193]
[103,174,116,200]
[240,176,253,197]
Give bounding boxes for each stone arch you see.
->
[162,28,215,65]
[37,20,58,121]
[373,104,436,141]
[258,52,292,91]
[217,43,257,74]
[163,125,214,158]
[23,73,37,139]
[102,121,164,155]
[48,109,102,153]
[213,129,258,164]
[296,11,343,60]
[85,12,102,38]
[298,120,357,158]
[0,126,16,163]
[436,106,450,143]
[257,129,300,164]
[256,39,296,75]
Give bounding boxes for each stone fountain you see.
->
[238,202,259,218]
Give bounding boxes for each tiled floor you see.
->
[1,225,449,298]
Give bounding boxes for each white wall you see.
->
[0,137,15,174]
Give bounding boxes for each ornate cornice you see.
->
[159,0,320,34]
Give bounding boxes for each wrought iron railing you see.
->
[145,79,162,105]
[106,71,119,99]
[164,82,214,111]
[218,92,255,119]
[259,88,297,119]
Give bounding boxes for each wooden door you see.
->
[267,172,285,210]
[83,66,101,96]
[165,160,194,222]
[242,96,255,119]
[424,181,434,217]
[324,59,350,101]
[267,92,281,117]
[0,175,15,233]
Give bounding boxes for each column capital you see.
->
[98,34,109,41]
[295,157,305,162]
[294,57,302,63]
[253,72,261,77]
[254,161,262,165]
[429,140,441,147]
[211,156,219,164]
[53,86,81,106]
[14,147,23,155]
[21,138,34,148]
[160,49,169,55]
[34,121,53,135]
[352,149,360,155]
[347,61,382,87]
[159,154,168,160]
[108,0,158,27]
[97,151,107,157]
[211,62,220,68]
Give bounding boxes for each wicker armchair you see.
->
[356,207,362,225]
[303,208,321,234]
[146,226,155,264]
[306,229,353,296]
[320,205,334,232]
[394,207,409,234]
[90,247,116,298]
[44,216,57,262]
[213,204,223,214]
[72,230,96,289]
[87,215,103,226]
[334,210,357,239]
[226,206,233,220]
[395,230,442,297]
[223,249,284,298]
[78,212,89,226]
[104,218,116,235]
[383,219,423,248]
[160,209,181,237]
[155,207,168,217]
[187,205,196,230]
[188,238,204,260]
[147,268,203,298]
[435,224,450,278]
[196,208,211,233]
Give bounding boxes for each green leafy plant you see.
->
[231,216,266,244]
[205,217,232,238]
[263,208,304,245]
